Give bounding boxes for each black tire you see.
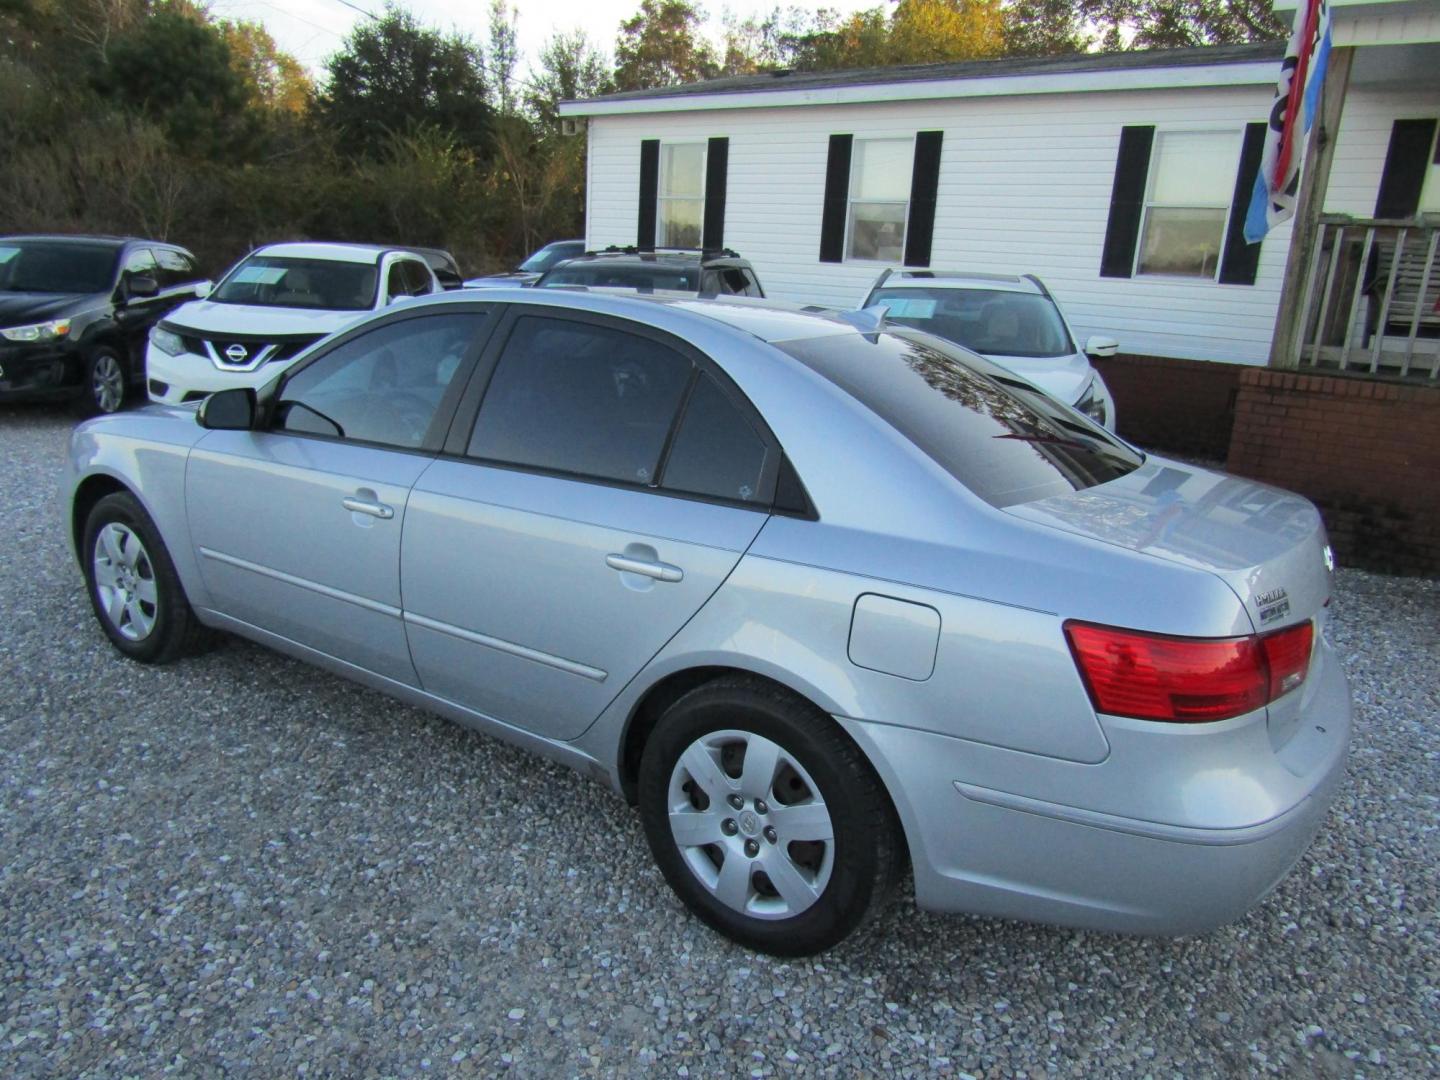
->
[81,491,211,663]
[638,675,903,956]
[74,346,128,417]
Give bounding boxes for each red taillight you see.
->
[1064,620,1313,723]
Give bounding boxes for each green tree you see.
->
[486,0,520,114]
[614,0,718,91]
[785,0,1007,71]
[92,3,256,158]
[1002,0,1090,56]
[525,29,613,128]
[321,4,491,160]
[1081,0,1284,50]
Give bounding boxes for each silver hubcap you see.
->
[668,730,835,920]
[92,354,123,413]
[92,523,158,641]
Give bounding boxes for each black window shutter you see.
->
[903,131,944,268]
[638,139,660,250]
[1374,119,1438,219]
[819,134,853,264]
[702,137,729,252]
[1218,122,1268,285]
[1100,126,1155,279]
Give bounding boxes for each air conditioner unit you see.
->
[560,117,584,137]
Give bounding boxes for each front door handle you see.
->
[342,496,394,520]
[605,553,683,583]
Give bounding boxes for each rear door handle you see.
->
[342,496,394,520]
[605,553,684,583]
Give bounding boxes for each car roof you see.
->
[872,270,1045,295]
[403,288,874,346]
[0,234,177,251]
[250,242,408,264]
[558,248,752,268]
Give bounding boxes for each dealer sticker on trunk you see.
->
[1254,587,1291,625]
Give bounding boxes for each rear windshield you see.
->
[778,329,1142,508]
[541,263,698,293]
[0,241,118,294]
[213,255,378,311]
[869,286,1074,358]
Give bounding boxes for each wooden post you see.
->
[1269,45,1355,369]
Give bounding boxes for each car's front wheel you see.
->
[76,347,128,416]
[82,492,209,663]
[638,676,903,955]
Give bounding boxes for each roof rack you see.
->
[581,245,743,259]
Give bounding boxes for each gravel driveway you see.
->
[1,405,1436,1078]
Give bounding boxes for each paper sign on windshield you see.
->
[231,265,287,286]
[0,248,19,264]
[881,298,936,319]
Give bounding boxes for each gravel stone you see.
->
[2,405,1437,1077]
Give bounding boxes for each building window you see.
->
[1420,126,1440,214]
[657,143,706,248]
[1136,130,1240,279]
[847,137,912,262]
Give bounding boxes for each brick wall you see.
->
[1091,353,1243,460]
[1226,369,1440,576]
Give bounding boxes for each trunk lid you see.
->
[1008,456,1338,750]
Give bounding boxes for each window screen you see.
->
[468,317,693,485]
[658,143,706,248]
[662,374,769,504]
[848,138,912,262]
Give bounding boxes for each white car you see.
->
[860,270,1119,430]
[146,242,440,405]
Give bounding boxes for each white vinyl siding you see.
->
[1323,84,1440,216]
[583,80,1439,365]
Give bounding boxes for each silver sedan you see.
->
[62,289,1351,955]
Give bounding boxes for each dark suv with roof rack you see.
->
[536,247,765,298]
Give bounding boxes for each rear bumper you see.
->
[840,638,1351,935]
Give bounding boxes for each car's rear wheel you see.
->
[638,676,903,955]
[76,347,127,416]
[82,492,209,663]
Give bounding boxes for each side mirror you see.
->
[126,274,159,300]
[1085,335,1119,359]
[194,280,213,299]
[197,387,256,430]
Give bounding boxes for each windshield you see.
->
[213,255,378,311]
[519,243,581,274]
[778,328,1141,508]
[540,263,699,292]
[869,286,1074,358]
[0,241,118,294]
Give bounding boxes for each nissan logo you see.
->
[225,343,249,363]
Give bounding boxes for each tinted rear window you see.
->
[541,263,698,292]
[778,329,1142,508]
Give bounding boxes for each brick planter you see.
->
[1226,369,1440,576]
[1091,353,1242,460]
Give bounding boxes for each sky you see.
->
[206,0,876,78]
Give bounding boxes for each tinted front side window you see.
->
[869,287,1074,358]
[468,316,692,485]
[778,330,1141,508]
[214,256,379,311]
[278,313,483,448]
[662,374,769,504]
[0,241,118,293]
[154,249,198,288]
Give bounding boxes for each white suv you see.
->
[146,242,439,405]
[860,270,1119,430]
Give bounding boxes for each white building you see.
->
[560,1,1440,371]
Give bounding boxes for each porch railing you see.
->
[1290,214,1440,379]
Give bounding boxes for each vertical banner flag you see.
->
[1245,0,1333,243]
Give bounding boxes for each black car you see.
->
[464,239,586,288]
[0,235,209,414]
[535,247,765,298]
